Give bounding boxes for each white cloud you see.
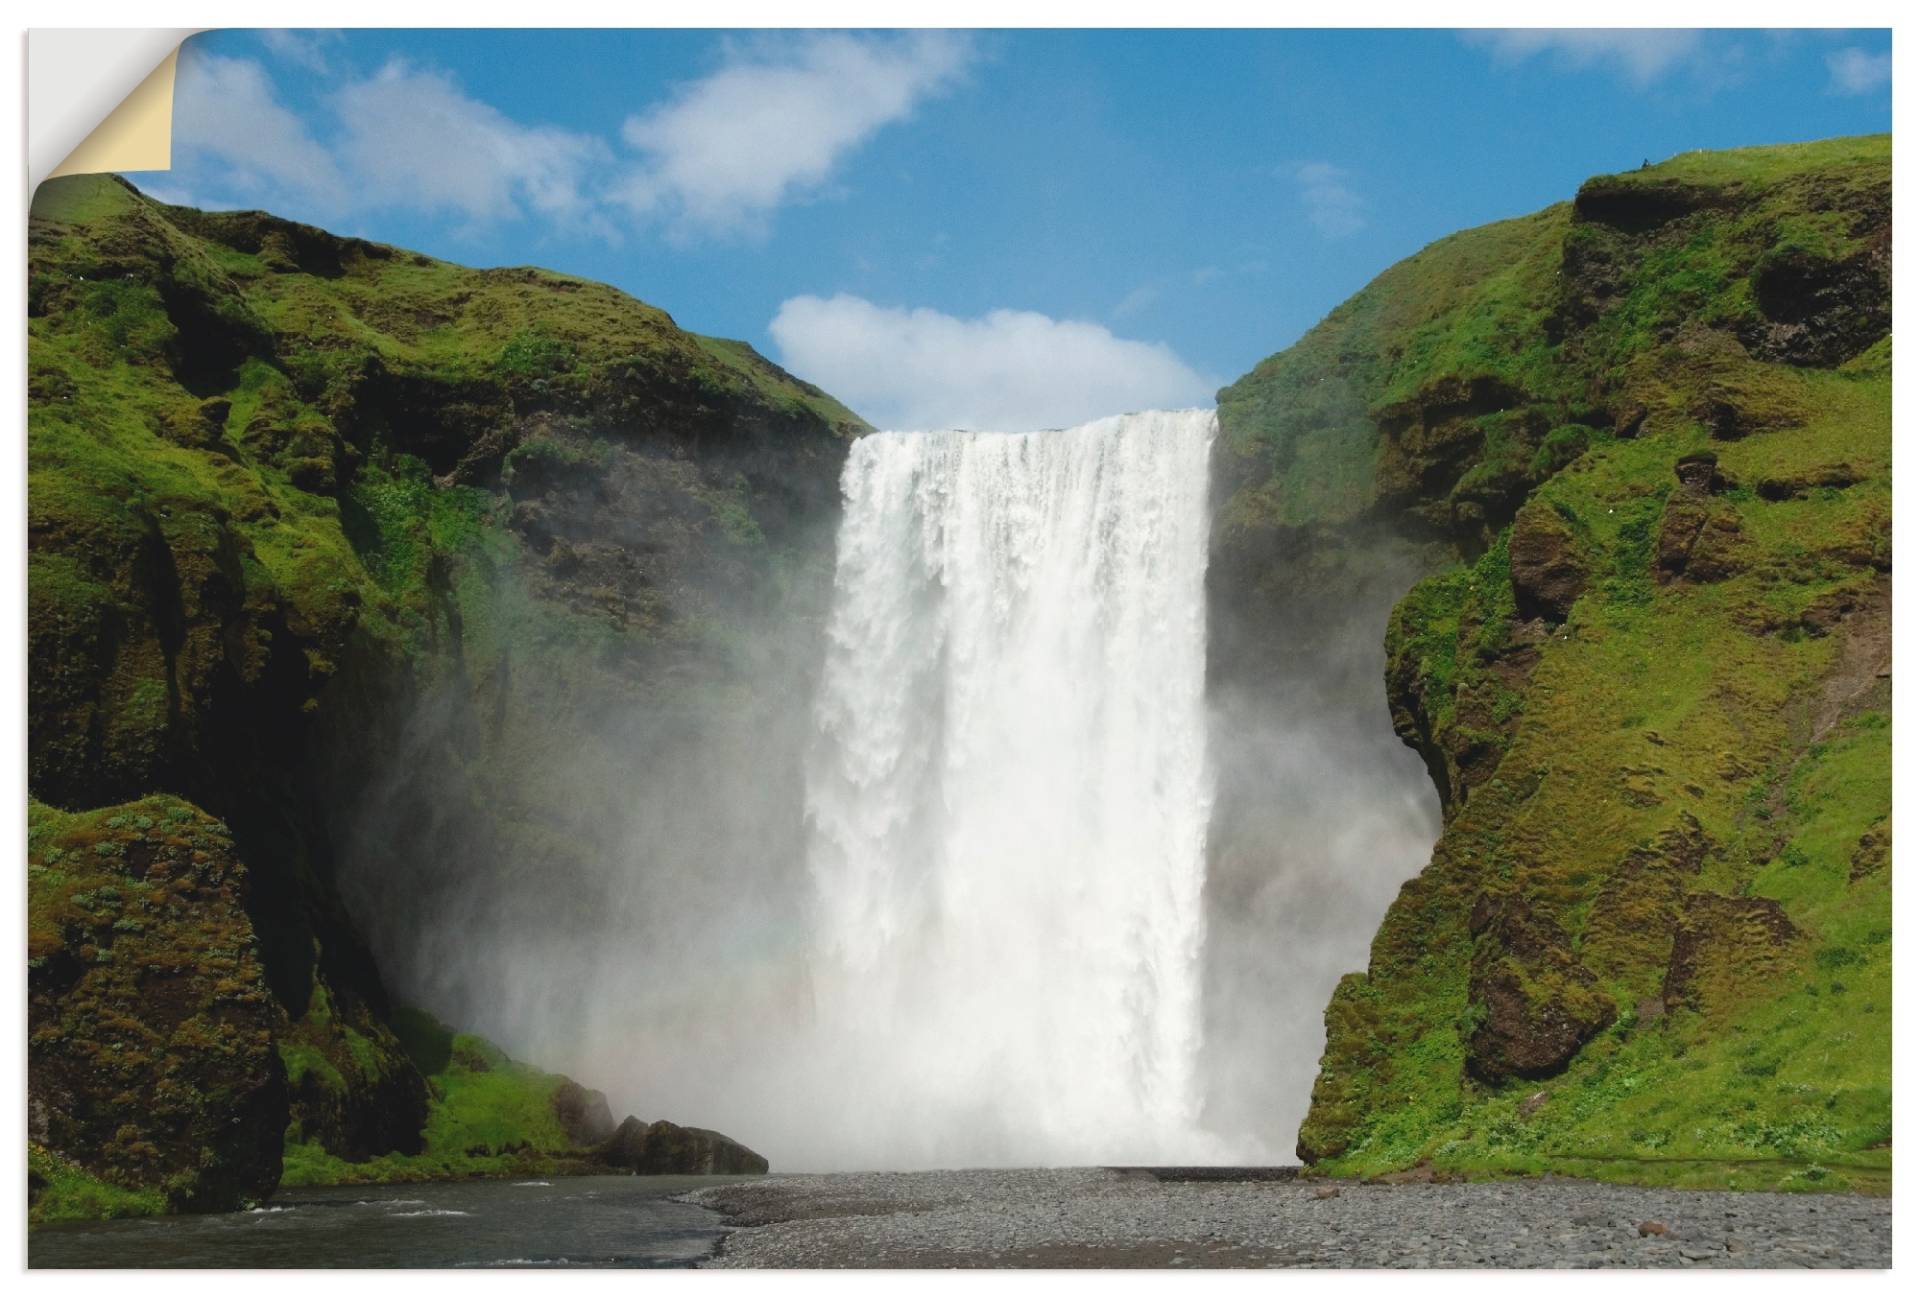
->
[332,60,614,236]
[768,294,1215,432]
[613,32,973,238]
[170,49,348,214]
[1467,29,1704,87]
[1293,162,1366,239]
[1826,46,1892,95]
[257,29,343,74]
[164,35,968,244]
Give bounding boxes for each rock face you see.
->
[599,1116,769,1175]
[1464,900,1616,1084]
[1221,136,1891,1185]
[27,174,861,1215]
[27,797,287,1211]
[552,1080,618,1147]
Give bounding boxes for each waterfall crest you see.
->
[801,408,1222,1167]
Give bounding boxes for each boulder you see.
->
[598,1115,769,1175]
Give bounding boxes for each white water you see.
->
[800,408,1223,1168]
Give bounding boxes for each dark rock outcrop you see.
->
[1465,898,1617,1084]
[552,1079,618,1147]
[1658,491,1751,583]
[598,1115,769,1175]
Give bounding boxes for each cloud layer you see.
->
[769,294,1216,432]
[1466,29,1704,87]
[167,32,972,242]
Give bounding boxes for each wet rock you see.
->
[598,1115,769,1175]
[552,1079,617,1147]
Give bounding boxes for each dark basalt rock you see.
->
[552,1079,617,1147]
[1572,176,1730,233]
[597,1115,769,1175]
[1742,237,1891,367]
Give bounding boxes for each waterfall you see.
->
[801,408,1222,1168]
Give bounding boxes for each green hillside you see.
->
[1217,136,1891,1192]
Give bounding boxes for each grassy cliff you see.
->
[1215,135,1890,1192]
[27,174,859,1219]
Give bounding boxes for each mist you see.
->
[328,415,1440,1171]
[1200,534,1442,1153]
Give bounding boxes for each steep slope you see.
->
[27,174,861,1217]
[1214,136,1890,1191]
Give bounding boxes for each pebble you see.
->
[680,1169,1892,1269]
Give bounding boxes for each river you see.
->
[29,1174,758,1268]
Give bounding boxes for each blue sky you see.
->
[128,28,1893,430]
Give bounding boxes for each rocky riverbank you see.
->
[684,1168,1891,1268]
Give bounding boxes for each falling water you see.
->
[801,408,1222,1168]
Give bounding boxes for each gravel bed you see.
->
[680,1168,1891,1268]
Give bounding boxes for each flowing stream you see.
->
[28,1176,756,1269]
[798,409,1223,1167]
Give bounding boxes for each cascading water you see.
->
[800,408,1223,1168]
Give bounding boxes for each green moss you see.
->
[1272,138,1890,1192]
[29,1144,168,1225]
[279,1008,585,1188]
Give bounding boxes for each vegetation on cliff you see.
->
[1218,135,1890,1192]
[27,174,846,1219]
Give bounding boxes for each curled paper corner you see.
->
[30,29,199,187]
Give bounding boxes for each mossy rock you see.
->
[27,796,287,1214]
